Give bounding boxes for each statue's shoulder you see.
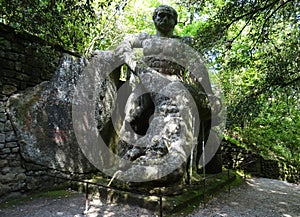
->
[127,32,151,42]
[171,35,193,46]
[122,32,151,47]
[138,32,151,40]
[181,36,193,46]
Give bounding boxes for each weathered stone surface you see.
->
[0,38,11,50]
[2,69,16,78]
[16,73,30,81]
[6,52,19,61]
[0,113,6,122]
[5,142,18,148]
[1,60,15,70]
[115,71,200,183]
[0,148,10,155]
[2,85,17,95]
[9,159,21,167]
[6,55,95,173]
[6,153,17,160]
[24,162,46,171]
[26,176,39,190]
[15,61,22,71]
[0,159,8,167]
[16,173,26,181]
[0,173,16,183]
[11,147,20,153]
[0,103,5,113]
[1,167,11,175]
[0,183,11,195]
[5,131,17,142]
[0,133,4,143]
[0,154,8,160]
[0,96,8,102]
[4,120,13,131]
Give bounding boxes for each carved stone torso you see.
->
[138,34,192,78]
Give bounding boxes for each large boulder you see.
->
[6,53,120,173]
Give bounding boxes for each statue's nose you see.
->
[160,16,168,24]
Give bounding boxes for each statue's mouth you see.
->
[157,22,171,30]
[159,20,168,25]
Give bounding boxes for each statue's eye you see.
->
[158,12,167,18]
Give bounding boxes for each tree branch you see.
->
[225,0,278,29]
[260,0,294,38]
[231,16,253,43]
[252,0,294,49]
[280,76,300,88]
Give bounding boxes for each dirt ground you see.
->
[0,177,299,217]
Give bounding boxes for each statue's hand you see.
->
[115,42,137,71]
[114,41,132,58]
[123,52,137,71]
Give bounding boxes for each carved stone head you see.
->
[152,5,178,35]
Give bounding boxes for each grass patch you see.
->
[0,189,76,209]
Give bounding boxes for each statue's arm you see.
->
[115,33,150,70]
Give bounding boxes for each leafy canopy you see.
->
[1,0,299,166]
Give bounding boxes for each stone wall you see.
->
[222,140,300,183]
[0,24,87,201]
[0,24,64,96]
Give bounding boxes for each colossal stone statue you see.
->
[111,5,222,184]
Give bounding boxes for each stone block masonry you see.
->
[0,23,87,202]
[0,96,26,198]
[221,140,300,183]
[0,25,64,97]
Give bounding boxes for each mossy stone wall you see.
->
[222,140,300,183]
[0,24,82,201]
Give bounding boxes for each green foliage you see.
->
[1,0,299,167]
[231,86,300,165]
[0,0,127,54]
[188,0,300,167]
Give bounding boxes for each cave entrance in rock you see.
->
[129,92,155,136]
